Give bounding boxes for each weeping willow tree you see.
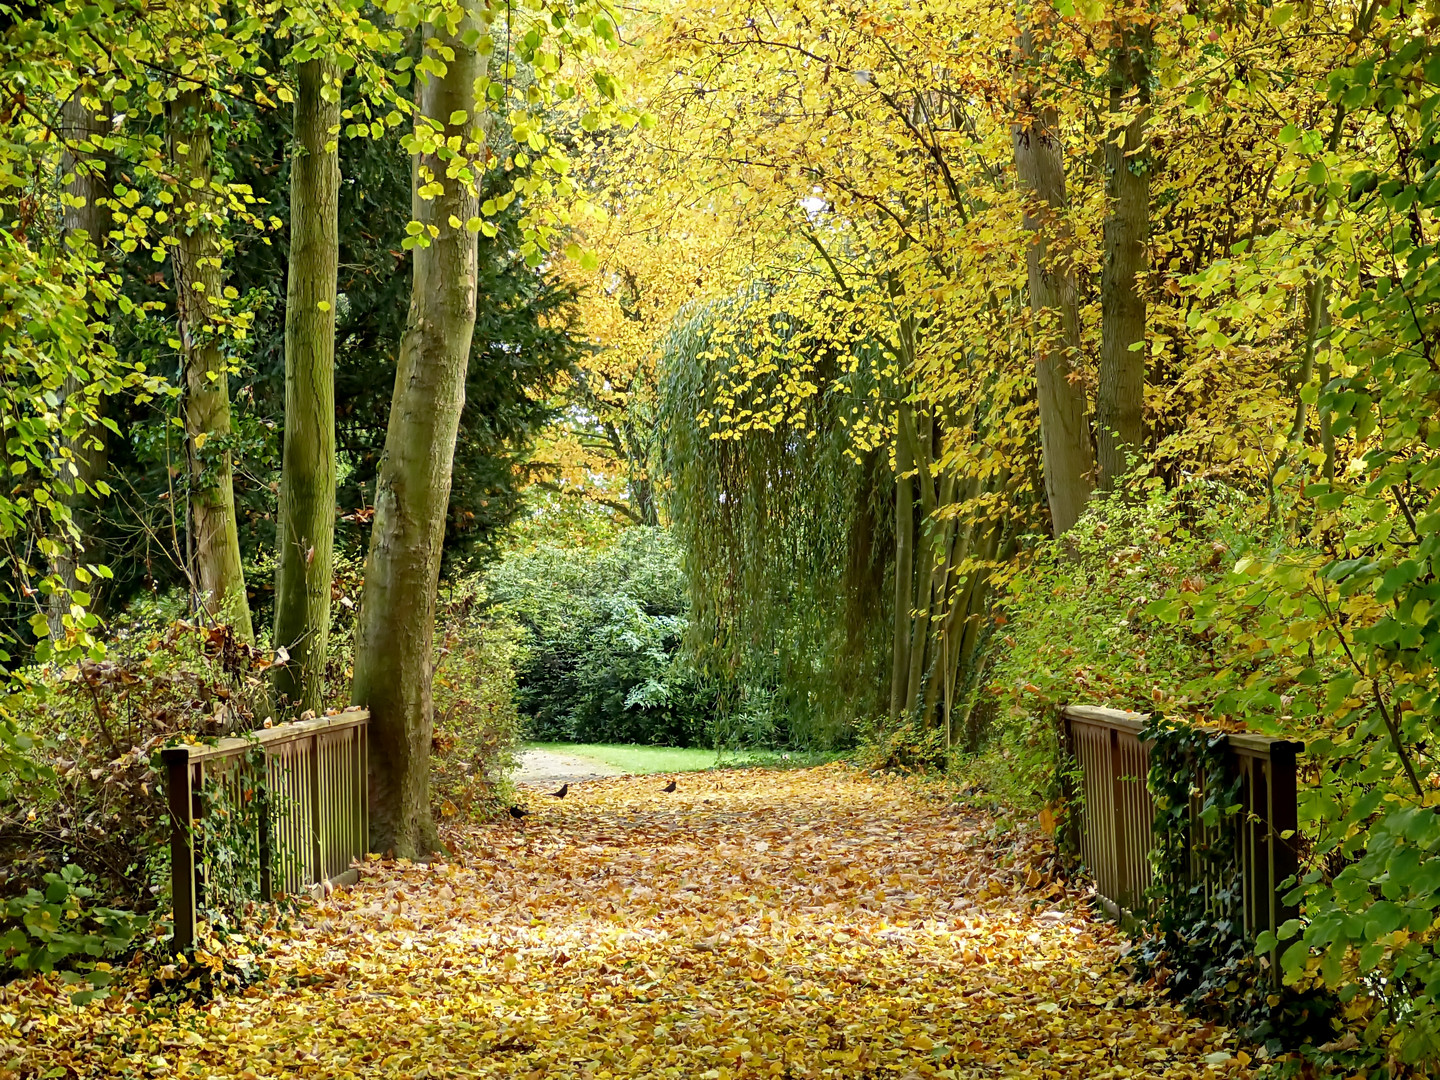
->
[660,288,891,748]
[659,258,1044,755]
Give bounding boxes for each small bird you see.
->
[508,805,530,819]
[549,783,568,799]
[661,780,677,793]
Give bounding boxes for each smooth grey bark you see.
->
[947,511,1007,750]
[1095,29,1152,489]
[273,59,341,714]
[903,410,938,718]
[1012,28,1094,535]
[350,15,482,858]
[168,88,254,642]
[888,404,916,722]
[49,88,112,638]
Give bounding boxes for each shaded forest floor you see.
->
[4,765,1256,1078]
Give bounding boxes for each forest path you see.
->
[513,746,627,788]
[10,766,1255,1078]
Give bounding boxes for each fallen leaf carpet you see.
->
[2,764,1257,1078]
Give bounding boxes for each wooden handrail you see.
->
[1061,704,1304,755]
[163,707,369,764]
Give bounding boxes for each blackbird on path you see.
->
[661,780,677,793]
[549,783,568,799]
[508,805,530,819]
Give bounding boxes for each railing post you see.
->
[1107,726,1130,910]
[1058,707,1081,858]
[162,747,196,952]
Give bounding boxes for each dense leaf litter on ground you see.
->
[3,764,1256,1078]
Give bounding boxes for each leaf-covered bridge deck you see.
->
[7,765,1253,1078]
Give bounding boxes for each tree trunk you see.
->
[939,501,979,744]
[903,410,940,717]
[49,87,111,638]
[1319,359,1335,483]
[630,471,660,526]
[1267,272,1326,511]
[1012,29,1094,535]
[273,59,341,714]
[1095,28,1152,490]
[350,17,482,858]
[168,88,254,642]
[948,515,1005,749]
[919,493,959,729]
[889,404,916,721]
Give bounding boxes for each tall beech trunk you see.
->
[351,19,482,858]
[948,513,1008,750]
[49,88,112,638]
[169,89,253,641]
[919,491,960,729]
[903,410,940,717]
[889,405,916,721]
[1012,29,1094,535]
[273,60,341,714]
[1095,28,1152,489]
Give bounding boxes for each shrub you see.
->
[489,527,715,746]
[0,616,273,950]
[0,864,147,980]
[854,712,948,774]
[969,477,1254,812]
[430,578,525,820]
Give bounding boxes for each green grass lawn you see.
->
[523,742,841,775]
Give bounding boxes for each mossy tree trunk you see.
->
[889,402,916,722]
[49,87,111,638]
[273,59,341,713]
[350,15,482,858]
[1095,26,1152,489]
[168,88,253,642]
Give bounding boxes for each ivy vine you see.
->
[195,744,270,925]
[1135,716,1331,1054]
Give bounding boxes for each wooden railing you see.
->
[162,708,368,951]
[1062,705,1301,947]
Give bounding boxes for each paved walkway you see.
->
[512,746,627,788]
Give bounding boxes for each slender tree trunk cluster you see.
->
[884,13,1159,728]
[1010,15,1155,530]
[150,10,486,855]
[887,401,1015,746]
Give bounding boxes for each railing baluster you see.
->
[308,733,322,888]
[259,751,273,903]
